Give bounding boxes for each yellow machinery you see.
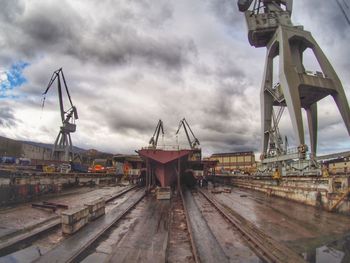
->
[272,169,281,180]
[43,165,56,173]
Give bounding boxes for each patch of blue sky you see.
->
[0,61,29,99]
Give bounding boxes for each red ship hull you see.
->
[138,149,191,187]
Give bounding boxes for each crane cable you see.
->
[336,0,350,25]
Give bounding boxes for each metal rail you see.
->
[105,184,138,202]
[0,185,138,256]
[34,188,146,263]
[64,189,145,263]
[197,188,306,263]
[179,187,200,263]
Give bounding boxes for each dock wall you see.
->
[213,175,350,215]
[0,170,119,206]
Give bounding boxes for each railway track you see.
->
[0,185,140,260]
[34,188,146,263]
[1,186,308,263]
[166,189,196,263]
[196,188,306,263]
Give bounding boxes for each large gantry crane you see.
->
[42,68,78,162]
[237,0,350,176]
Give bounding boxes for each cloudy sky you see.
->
[0,0,349,157]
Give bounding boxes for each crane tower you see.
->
[238,0,350,163]
[42,68,78,162]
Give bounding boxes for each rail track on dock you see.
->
[0,184,140,260]
[165,189,196,263]
[194,188,306,263]
[34,187,146,263]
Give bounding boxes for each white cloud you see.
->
[0,0,349,157]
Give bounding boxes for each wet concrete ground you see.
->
[81,197,148,263]
[3,184,350,263]
[192,191,261,263]
[28,186,137,255]
[183,188,229,263]
[214,186,350,263]
[34,188,145,263]
[82,194,170,263]
[0,185,129,241]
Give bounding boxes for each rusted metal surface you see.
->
[197,188,306,263]
[330,188,350,212]
[42,201,68,209]
[138,149,191,187]
[166,191,195,263]
[31,203,57,212]
[31,201,69,212]
[179,188,200,263]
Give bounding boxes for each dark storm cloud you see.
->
[108,113,156,135]
[20,10,77,46]
[68,28,196,70]
[89,103,156,136]
[0,0,82,62]
[0,0,348,155]
[205,135,260,153]
[0,107,17,127]
[0,0,195,71]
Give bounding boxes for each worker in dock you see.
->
[198,175,203,188]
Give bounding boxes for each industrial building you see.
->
[0,136,52,160]
[0,135,105,165]
[324,157,349,175]
[208,151,256,173]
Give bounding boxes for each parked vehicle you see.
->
[70,162,88,173]
[16,158,31,166]
[88,159,113,173]
[0,156,16,164]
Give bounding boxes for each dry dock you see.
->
[1,179,350,263]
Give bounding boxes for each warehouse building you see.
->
[0,136,52,160]
[208,151,256,174]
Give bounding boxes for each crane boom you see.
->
[176,118,200,149]
[42,68,78,161]
[149,120,164,148]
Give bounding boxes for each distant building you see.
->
[0,136,51,160]
[323,157,349,175]
[208,151,256,173]
[21,142,52,160]
[0,136,113,165]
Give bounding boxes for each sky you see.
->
[0,0,349,157]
